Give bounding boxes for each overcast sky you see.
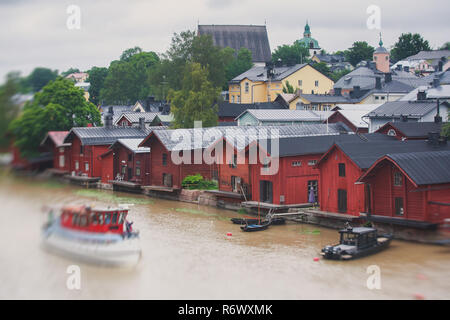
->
[1,0,449,81]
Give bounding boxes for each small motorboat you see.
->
[321,224,392,260]
[240,220,271,232]
[42,205,141,267]
[231,218,260,225]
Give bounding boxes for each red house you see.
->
[139,128,222,190]
[64,125,150,179]
[375,121,443,140]
[100,139,151,186]
[358,150,450,227]
[316,136,450,217]
[40,131,71,173]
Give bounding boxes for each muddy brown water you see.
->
[0,172,449,299]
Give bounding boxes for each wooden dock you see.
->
[111,180,142,193]
[241,201,314,210]
[65,175,100,188]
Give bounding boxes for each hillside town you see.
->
[1,6,450,302]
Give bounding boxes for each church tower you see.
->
[373,33,390,73]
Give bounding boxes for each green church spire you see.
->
[379,32,383,47]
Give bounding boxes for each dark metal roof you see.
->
[260,133,395,157]
[385,150,450,185]
[64,127,154,146]
[230,64,309,83]
[198,25,271,63]
[333,139,450,169]
[114,112,159,125]
[377,122,443,138]
[366,101,439,118]
[218,101,287,118]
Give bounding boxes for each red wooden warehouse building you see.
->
[40,131,71,173]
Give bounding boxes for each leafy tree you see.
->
[0,73,21,149]
[282,80,297,94]
[390,33,431,62]
[100,50,159,104]
[168,63,219,128]
[311,62,331,78]
[87,66,108,105]
[329,69,352,82]
[9,78,101,157]
[61,68,81,77]
[26,67,58,92]
[120,46,143,62]
[442,117,450,139]
[272,42,310,66]
[225,47,253,85]
[440,42,450,50]
[345,41,375,66]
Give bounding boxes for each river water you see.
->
[0,171,449,300]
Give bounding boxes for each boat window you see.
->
[97,213,104,225]
[119,212,127,224]
[112,212,118,224]
[72,213,79,226]
[104,213,111,225]
[91,213,99,225]
[79,215,88,227]
[341,232,358,245]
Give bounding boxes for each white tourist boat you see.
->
[42,205,141,267]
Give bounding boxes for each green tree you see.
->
[9,78,101,157]
[330,69,352,82]
[442,117,450,139]
[168,63,219,128]
[100,50,159,104]
[440,42,450,50]
[272,42,310,66]
[390,33,431,62]
[0,73,21,149]
[311,62,331,78]
[225,47,253,85]
[345,41,375,66]
[61,68,81,77]
[120,46,143,62]
[26,67,58,92]
[282,80,297,94]
[87,66,108,105]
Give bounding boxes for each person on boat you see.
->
[125,220,134,237]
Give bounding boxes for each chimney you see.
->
[334,88,342,96]
[417,90,427,101]
[396,64,402,71]
[433,75,440,88]
[401,115,408,122]
[385,73,392,83]
[375,77,382,90]
[403,66,410,73]
[139,117,146,130]
[438,60,443,72]
[353,85,360,96]
[435,99,442,123]
[427,132,440,146]
[103,107,114,129]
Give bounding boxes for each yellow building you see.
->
[228,64,334,104]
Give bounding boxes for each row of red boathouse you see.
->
[17,116,450,235]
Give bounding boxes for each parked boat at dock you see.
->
[240,220,271,232]
[42,205,141,267]
[321,224,392,260]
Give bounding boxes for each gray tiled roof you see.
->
[145,123,351,151]
[366,101,438,118]
[385,150,450,185]
[198,25,271,63]
[218,101,287,118]
[230,64,308,83]
[64,127,155,146]
[110,139,150,153]
[237,109,331,122]
[114,112,159,125]
[334,139,450,169]
[406,50,450,61]
[378,122,443,138]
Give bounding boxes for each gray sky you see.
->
[1,0,449,81]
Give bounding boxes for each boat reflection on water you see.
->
[42,204,141,267]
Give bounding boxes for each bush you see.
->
[182,174,218,190]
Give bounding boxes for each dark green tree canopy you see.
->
[26,67,59,92]
[345,41,375,66]
[87,66,108,106]
[272,42,310,66]
[390,33,431,62]
[0,73,21,149]
[120,46,143,62]
[9,78,101,157]
[168,62,219,129]
[61,68,81,77]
